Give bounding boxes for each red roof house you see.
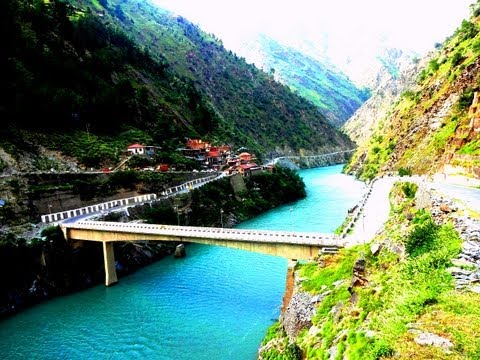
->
[127,143,145,155]
[236,163,261,177]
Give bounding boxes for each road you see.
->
[55,173,225,225]
[431,181,480,212]
[345,175,480,247]
[345,177,397,247]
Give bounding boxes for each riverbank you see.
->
[259,178,480,359]
[0,164,365,359]
[0,166,306,319]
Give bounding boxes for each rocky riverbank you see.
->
[258,178,480,359]
[1,166,307,319]
[0,225,177,319]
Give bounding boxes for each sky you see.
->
[152,0,474,52]
[151,0,475,83]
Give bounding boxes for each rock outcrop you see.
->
[282,292,316,340]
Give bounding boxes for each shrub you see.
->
[458,87,475,111]
[451,51,464,67]
[428,59,440,73]
[398,167,412,177]
[405,217,438,257]
[401,182,418,199]
[369,339,395,358]
[284,343,302,360]
[0,158,6,172]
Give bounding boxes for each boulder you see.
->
[353,258,366,274]
[282,292,315,340]
[440,203,452,213]
[370,242,382,256]
[414,332,453,351]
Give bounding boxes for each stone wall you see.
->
[276,151,354,170]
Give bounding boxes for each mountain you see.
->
[0,0,353,172]
[76,0,353,154]
[343,51,423,145]
[345,4,480,180]
[235,35,370,127]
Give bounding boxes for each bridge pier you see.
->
[103,242,118,286]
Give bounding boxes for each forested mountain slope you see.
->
[235,35,370,127]
[345,3,480,180]
[93,0,353,152]
[0,0,353,172]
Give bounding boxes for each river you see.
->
[0,165,365,360]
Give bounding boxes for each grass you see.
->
[260,182,480,359]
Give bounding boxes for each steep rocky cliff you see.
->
[343,51,424,144]
[345,6,480,180]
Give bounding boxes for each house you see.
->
[263,164,275,173]
[186,139,210,150]
[218,145,231,154]
[156,164,169,172]
[238,152,253,163]
[206,147,223,165]
[236,163,262,177]
[226,155,240,167]
[127,143,145,155]
[126,144,158,156]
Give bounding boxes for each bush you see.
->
[405,216,438,257]
[369,339,395,358]
[428,59,440,73]
[458,87,475,111]
[284,343,302,360]
[401,182,418,199]
[398,167,412,177]
[451,51,464,67]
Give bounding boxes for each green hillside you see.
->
[0,0,353,170]
[249,35,370,127]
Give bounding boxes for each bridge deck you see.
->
[62,221,339,246]
[61,221,341,286]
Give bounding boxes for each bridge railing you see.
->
[41,173,222,224]
[64,221,340,246]
[159,174,219,197]
[41,194,157,223]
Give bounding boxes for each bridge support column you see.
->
[103,242,118,286]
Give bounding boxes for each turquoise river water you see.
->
[0,165,365,360]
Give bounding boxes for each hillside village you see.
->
[3,0,480,359]
[123,138,267,177]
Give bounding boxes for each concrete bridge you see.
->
[61,221,341,286]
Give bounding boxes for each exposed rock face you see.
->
[418,185,480,291]
[276,151,353,170]
[412,331,453,352]
[282,292,316,340]
[346,42,480,178]
[343,51,424,145]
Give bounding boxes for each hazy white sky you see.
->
[152,0,474,54]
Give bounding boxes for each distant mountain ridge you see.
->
[71,0,354,155]
[235,34,370,127]
[343,51,423,144]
